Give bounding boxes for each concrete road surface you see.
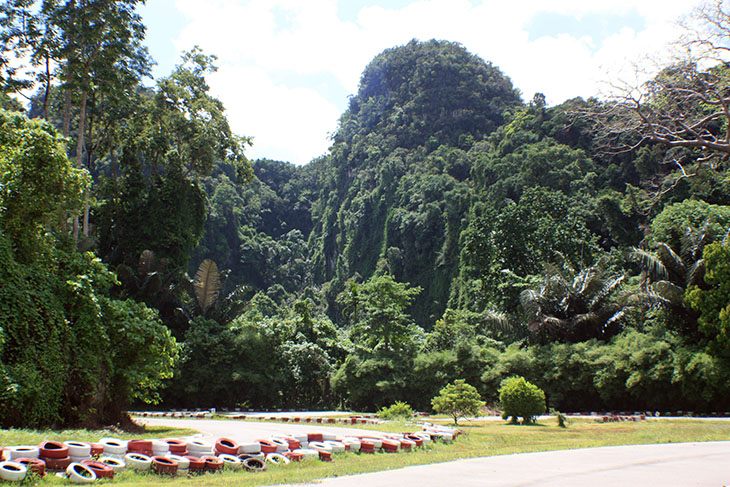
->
[138,417,730,486]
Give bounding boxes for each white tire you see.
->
[218,454,243,470]
[70,455,91,463]
[165,454,189,470]
[321,433,336,441]
[66,463,96,484]
[265,453,290,465]
[186,439,212,452]
[323,441,346,453]
[342,438,361,452]
[7,446,39,460]
[361,437,382,448]
[100,438,127,455]
[307,441,332,451]
[269,438,289,452]
[291,448,318,459]
[238,442,261,454]
[98,456,126,472]
[0,461,27,482]
[64,441,91,457]
[150,439,169,455]
[124,453,152,471]
[289,433,308,443]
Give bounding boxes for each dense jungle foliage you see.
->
[2,1,730,427]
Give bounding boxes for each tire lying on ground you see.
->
[98,456,126,473]
[0,461,27,482]
[265,453,290,465]
[214,438,239,455]
[291,448,319,460]
[66,463,96,484]
[323,441,346,453]
[242,457,266,472]
[80,460,114,479]
[14,458,45,477]
[151,456,178,475]
[124,453,152,471]
[307,441,332,452]
[218,454,243,470]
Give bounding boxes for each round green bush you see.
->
[499,376,546,424]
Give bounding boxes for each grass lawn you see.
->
[2,417,729,486]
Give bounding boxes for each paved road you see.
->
[138,417,730,486]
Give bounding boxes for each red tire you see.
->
[257,440,277,454]
[200,455,223,472]
[39,441,69,459]
[307,433,323,442]
[42,456,71,470]
[164,439,187,455]
[90,444,104,457]
[214,438,239,456]
[15,458,45,477]
[126,440,152,455]
[184,455,205,474]
[151,456,178,476]
[284,452,303,462]
[80,460,114,479]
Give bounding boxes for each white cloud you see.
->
[164,0,707,164]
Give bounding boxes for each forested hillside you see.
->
[2,1,730,426]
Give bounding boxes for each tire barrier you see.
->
[0,461,27,482]
[131,410,384,425]
[1,423,460,481]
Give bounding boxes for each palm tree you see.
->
[519,258,634,343]
[628,224,711,336]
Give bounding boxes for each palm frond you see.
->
[652,280,685,305]
[656,243,685,280]
[628,247,668,280]
[194,259,221,312]
[588,275,625,310]
[686,258,705,288]
[480,309,518,333]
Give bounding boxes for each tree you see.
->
[685,240,730,347]
[431,379,485,425]
[0,109,88,259]
[585,1,730,198]
[519,258,637,343]
[340,273,422,352]
[499,376,546,424]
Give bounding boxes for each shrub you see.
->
[378,401,414,420]
[431,379,485,425]
[499,376,546,424]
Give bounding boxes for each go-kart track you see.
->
[138,415,730,487]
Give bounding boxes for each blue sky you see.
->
[138,0,703,165]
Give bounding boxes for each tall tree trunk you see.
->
[76,89,88,237]
[62,88,71,137]
[42,53,51,120]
